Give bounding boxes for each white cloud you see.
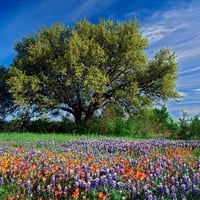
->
[140,1,200,119]
[167,100,200,115]
[179,107,200,115]
[167,103,200,119]
[142,1,200,62]
[68,0,99,20]
[178,91,187,97]
[179,66,200,75]
[180,100,200,105]
[177,46,200,61]
[126,11,137,18]
[193,88,200,92]
[143,25,182,44]
[177,73,200,89]
[68,0,115,20]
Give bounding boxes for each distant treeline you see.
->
[0,106,199,140]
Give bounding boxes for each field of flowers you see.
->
[0,139,200,200]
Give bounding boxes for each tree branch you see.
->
[60,106,74,115]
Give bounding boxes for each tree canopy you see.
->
[7,19,179,123]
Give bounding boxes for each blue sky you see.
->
[0,0,200,119]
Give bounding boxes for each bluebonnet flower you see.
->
[36,184,41,195]
[181,183,186,194]
[171,192,177,200]
[131,186,137,198]
[157,183,164,195]
[51,175,56,185]
[192,184,200,196]
[193,173,200,185]
[46,184,51,194]
[0,177,4,185]
[164,186,170,197]
[24,180,31,193]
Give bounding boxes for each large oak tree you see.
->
[8,19,179,123]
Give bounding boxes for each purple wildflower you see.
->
[0,177,4,185]
[24,180,31,193]
[36,185,41,195]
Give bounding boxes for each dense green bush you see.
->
[176,112,200,139]
[189,115,200,139]
[27,119,89,134]
[5,120,25,132]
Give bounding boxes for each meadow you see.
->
[0,133,199,199]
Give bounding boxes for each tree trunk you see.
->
[84,110,94,123]
[74,110,82,124]
[84,100,99,122]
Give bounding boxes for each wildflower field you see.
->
[0,138,200,200]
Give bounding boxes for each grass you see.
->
[0,131,162,142]
[0,132,153,142]
[193,147,200,157]
[0,132,100,142]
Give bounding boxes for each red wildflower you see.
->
[98,192,107,200]
[72,187,79,199]
[8,196,15,200]
[136,170,146,181]
[55,190,63,196]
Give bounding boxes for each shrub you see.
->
[189,115,200,139]
[176,112,200,139]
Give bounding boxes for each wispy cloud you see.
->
[142,1,200,62]
[172,90,199,105]
[181,108,200,115]
[179,100,200,105]
[177,73,200,89]
[67,0,101,20]
[177,46,200,61]
[178,91,187,97]
[167,100,200,119]
[68,0,115,21]
[139,0,200,119]
[125,11,137,18]
[143,25,182,44]
[171,106,200,115]
[179,65,200,75]
[193,88,200,92]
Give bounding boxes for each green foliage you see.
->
[0,66,15,120]
[2,118,89,134]
[0,105,175,138]
[152,106,179,136]
[177,112,191,139]
[104,117,129,136]
[86,105,161,138]
[175,112,200,139]
[4,105,200,140]
[189,115,200,139]
[8,18,179,123]
[193,147,200,158]
[0,185,9,199]
[5,120,24,132]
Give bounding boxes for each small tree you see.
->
[178,111,190,139]
[189,115,200,139]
